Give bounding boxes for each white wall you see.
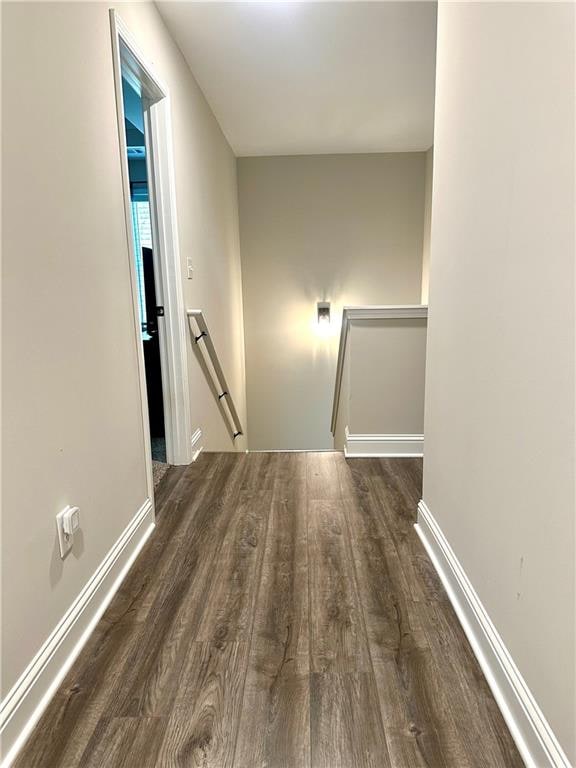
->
[424,2,575,762]
[1,0,246,715]
[1,0,149,699]
[238,153,426,450]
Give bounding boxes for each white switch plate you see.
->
[56,505,79,559]
[187,257,194,280]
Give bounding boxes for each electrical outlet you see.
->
[56,505,80,559]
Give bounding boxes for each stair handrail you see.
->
[186,309,243,440]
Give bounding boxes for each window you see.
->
[130,182,152,333]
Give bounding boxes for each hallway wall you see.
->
[1,0,246,726]
[423,2,575,762]
[238,153,426,450]
[119,2,247,454]
[2,1,148,701]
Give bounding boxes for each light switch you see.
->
[187,257,194,280]
[56,505,80,559]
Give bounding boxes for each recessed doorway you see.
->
[110,11,193,498]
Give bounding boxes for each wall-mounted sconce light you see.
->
[317,301,331,327]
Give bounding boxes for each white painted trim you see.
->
[345,304,429,321]
[145,97,192,466]
[344,428,424,457]
[112,15,167,100]
[0,500,155,768]
[190,427,203,462]
[415,500,572,768]
[247,449,335,453]
[110,11,192,467]
[109,10,155,500]
[331,305,428,435]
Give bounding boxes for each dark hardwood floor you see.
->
[14,452,524,767]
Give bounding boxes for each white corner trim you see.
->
[344,428,424,457]
[415,500,572,768]
[0,499,155,768]
[190,428,203,462]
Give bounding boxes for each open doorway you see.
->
[121,76,166,465]
[110,11,193,499]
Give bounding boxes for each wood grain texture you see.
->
[310,672,391,768]
[308,499,371,674]
[14,452,524,768]
[157,642,247,768]
[234,456,310,768]
[194,489,270,644]
[78,717,166,768]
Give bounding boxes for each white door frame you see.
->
[110,10,192,486]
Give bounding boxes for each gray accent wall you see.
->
[348,318,427,436]
[238,152,427,450]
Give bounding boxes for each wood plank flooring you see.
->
[14,453,525,768]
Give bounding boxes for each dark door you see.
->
[141,246,165,440]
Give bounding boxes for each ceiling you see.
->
[156,1,437,157]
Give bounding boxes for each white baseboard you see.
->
[0,499,155,768]
[344,427,424,457]
[415,500,571,768]
[190,427,203,462]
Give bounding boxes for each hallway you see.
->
[15,453,523,768]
